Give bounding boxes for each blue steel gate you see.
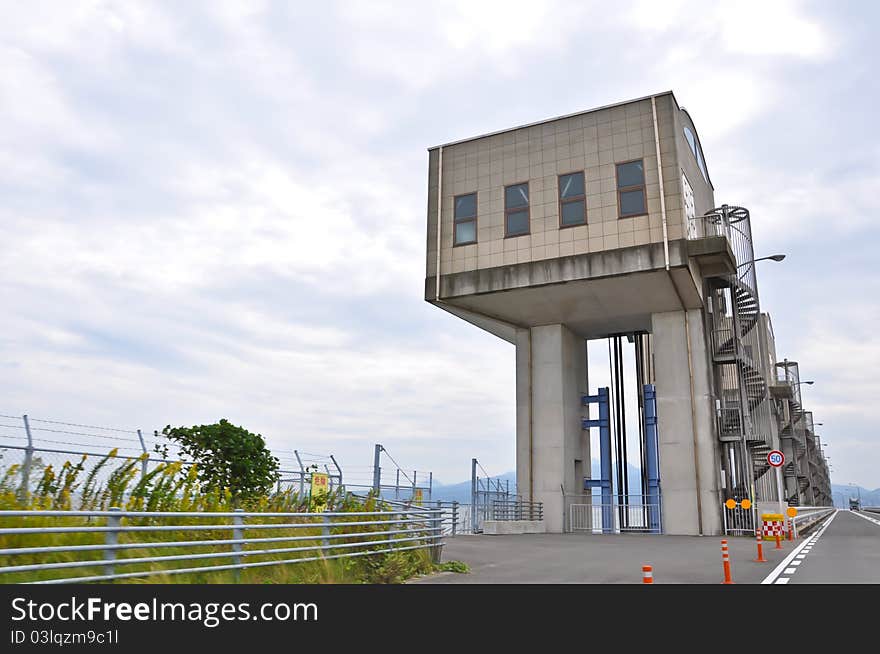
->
[576,384,662,534]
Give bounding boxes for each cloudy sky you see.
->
[1,0,877,489]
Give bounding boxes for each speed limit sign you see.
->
[767,450,785,467]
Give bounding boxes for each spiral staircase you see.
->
[699,205,774,492]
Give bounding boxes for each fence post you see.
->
[452,501,458,537]
[19,415,34,498]
[372,444,383,494]
[104,507,122,577]
[136,429,148,478]
[232,508,244,582]
[471,458,478,533]
[294,450,305,498]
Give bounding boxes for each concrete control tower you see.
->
[424,91,775,536]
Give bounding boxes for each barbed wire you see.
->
[27,426,140,442]
[26,416,138,434]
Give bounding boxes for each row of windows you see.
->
[453,159,648,246]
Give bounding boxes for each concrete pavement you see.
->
[414,510,879,584]
[414,529,804,584]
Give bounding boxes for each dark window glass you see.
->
[559,172,585,198]
[453,192,477,245]
[619,190,646,216]
[683,126,697,158]
[558,171,586,227]
[683,125,709,184]
[506,210,529,236]
[455,193,476,219]
[505,183,529,208]
[561,200,586,226]
[616,160,644,188]
[616,160,647,218]
[504,182,530,236]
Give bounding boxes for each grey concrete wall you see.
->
[515,324,588,533]
[652,309,723,535]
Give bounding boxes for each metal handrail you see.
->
[0,507,444,584]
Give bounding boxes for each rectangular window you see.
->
[453,192,477,246]
[616,159,647,218]
[504,182,530,237]
[558,171,586,227]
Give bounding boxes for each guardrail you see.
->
[791,507,835,534]
[491,499,543,521]
[0,507,443,584]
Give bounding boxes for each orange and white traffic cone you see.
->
[721,539,734,584]
[753,530,767,563]
[775,529,783,550]
[642,564,653,584]
[787,518,794,541]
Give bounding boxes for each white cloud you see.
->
[0,0,872,488]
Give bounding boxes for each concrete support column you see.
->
[515,324,588,533]
[652,309,722,535]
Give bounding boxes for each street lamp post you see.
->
[736,254,786,268]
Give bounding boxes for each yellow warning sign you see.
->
[741,499,752,510]
[725,499,737,510]
[786,506,798,518]
[310,472,329,513]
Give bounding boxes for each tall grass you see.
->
[0,453,436,584]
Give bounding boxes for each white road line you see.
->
[853,511,880,527]
[784,567,797,574]
[791,560,801,566]
[775,577,790,584]
[761,510,838,585]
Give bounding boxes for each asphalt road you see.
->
[413,529,800,584]
[412,510,878,584]
[774,510,880,584]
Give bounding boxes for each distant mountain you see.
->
[831,484,880,508]
[431,460,645,503]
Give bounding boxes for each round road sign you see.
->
[725,498,737,510]
[741,498,752,510]
[786,506,798,518]
[767,450,785,467]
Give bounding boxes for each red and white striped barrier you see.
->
[721,539,734,584]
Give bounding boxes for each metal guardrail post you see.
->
[103,507,121,577]
[321,514,330,554]
[431,509,442,564]
[452,501,458,537]
[232,508,244,582]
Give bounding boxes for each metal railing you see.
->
[687,212,729,240]
[490,499,543,521]
[567,495,662,534]
[0,507,443,584]
[355,495,462,536]
[791,506,834,533]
